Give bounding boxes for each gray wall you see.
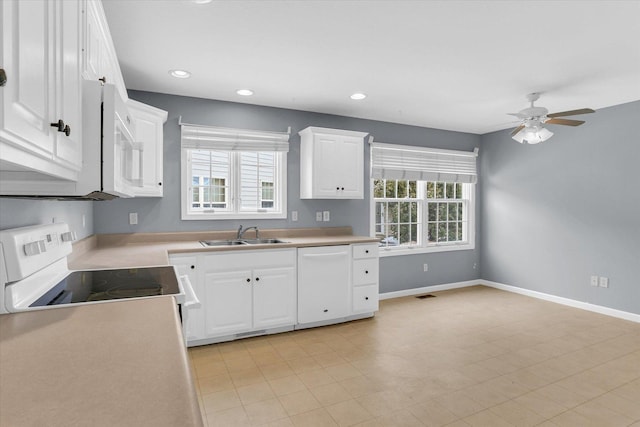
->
[94,90,482,293]
[0,199,94,240]
[479,101,640,315]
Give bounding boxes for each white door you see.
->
[253,266,296,329]
[297,246,350,324]
[312,135,341,197]
[204,269,253,337]
[335,136,363,198]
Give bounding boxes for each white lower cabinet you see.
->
[172,249,296,345]
[170,243,378,346]
[297,245,351,324]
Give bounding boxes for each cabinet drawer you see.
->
[352,285,378,313]
[352,244,378,259]
[352,259,378,286]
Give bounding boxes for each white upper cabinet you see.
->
[299,127,368,199]
[0,0,83,180]
[82,0,128,101]
[128,100,167,197]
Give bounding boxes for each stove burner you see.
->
[87,284,163,301]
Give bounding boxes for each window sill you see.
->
[378,243,475,257]
[182,212,287,220]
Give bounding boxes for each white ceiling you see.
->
[102,0,640,135]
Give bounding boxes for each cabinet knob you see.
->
[341,187,345,190]
[365,297,369,300]
[190,265,195,269]
[323,309,328,313]
[63,125,71,137]
[50,119,65,132]
[98,76,106,84]
[336,187,340,190]
[255,277,260,282]
[365,270,369,274]
[158,182,162,186]
[365,250,369,254]
[246,278,251,283]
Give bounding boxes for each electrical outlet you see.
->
[473,263,477,270]
[423,263,428,272]
[323,211,330,221]
[129,212,138,225]
[590,275,599,287]
[315,211,323,221]
[599,277,609,288]
[291,211,298,221]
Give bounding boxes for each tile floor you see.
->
[187,285,640,426]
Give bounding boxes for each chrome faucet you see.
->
[237,225,259,240]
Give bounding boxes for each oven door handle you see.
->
[179,275,200,308]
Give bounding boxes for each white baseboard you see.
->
[378,280,479,300]
[479,280,640,323]
[379,279,640,323]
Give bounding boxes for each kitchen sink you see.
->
[200,240,248,247]
[200,238,288,247]
[242,238,288,244]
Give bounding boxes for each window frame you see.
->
[181,148,287,220]
[370,179,475,257]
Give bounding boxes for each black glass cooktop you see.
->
[30,266,180,307]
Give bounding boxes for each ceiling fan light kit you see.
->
[509,93,594,145]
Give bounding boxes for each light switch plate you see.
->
[129,212,138,225]
[599,277,609,288]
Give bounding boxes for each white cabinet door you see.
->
[204,269,253,337]
[1,0,82,181]
[253,266,296,330]
[297,246,350,324]
[128,100,167,197]
[299,127,366,199]
[169,255,204,343]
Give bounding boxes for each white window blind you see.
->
[371,143,478,184]
[180,120,290,152]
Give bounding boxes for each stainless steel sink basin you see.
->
[200,240,248,247]
[242,238,288,245]
[200,238,288,247]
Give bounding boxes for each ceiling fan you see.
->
[509,93,594,144]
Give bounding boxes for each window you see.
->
[180,122,289,220]
[370,143,477,255]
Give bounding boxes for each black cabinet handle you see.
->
[158,182,162,186]
[323,309,328,313]
[336,187,340,190]
[50,119,65,132]
[98,76,106,84]
[190,265,195,269]
[365,250,369,254]
[255,277,260,282]
[365,297,369,300]
[63,125,71,137]
[246,278,251,283]
[365,270,369,274]
[341,187,345,190]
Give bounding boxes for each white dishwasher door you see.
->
[297,245,350,324]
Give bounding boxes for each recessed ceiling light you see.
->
[169,69,191,79]
[193,0,213,4]
[236,89,254,96]
[350,92,367,100]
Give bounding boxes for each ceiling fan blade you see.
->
[547,108,595,118]
[545,118,585,126]
[510,125,525,136]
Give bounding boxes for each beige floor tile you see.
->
[364,409,424,427]
[268,375,308,396]
[260,361,297,381]
[244,398,289,425]
[278,389,321,416]
[325,399,374,427]
[309,382,352,407]
[189,287,640,427]
[201,389,242,414]
[407,399,459,427]
[297,368,336,388]
[263,417,295,427]
[462,409,513,427]
[290,408,338,427]
[206,406,250,427]
[236,381,276,405]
